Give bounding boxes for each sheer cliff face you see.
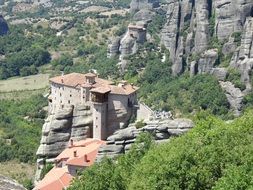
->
[0,15,9,36]
[161,0,253,76]
[130,0,159,13]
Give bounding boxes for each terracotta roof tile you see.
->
[50,72,138,95]
[109,84,139,95]
[36,138,105,190]
[36,166,73,190]
[90,86,111,94]
[49,73,113,88]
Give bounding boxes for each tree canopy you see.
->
[69,111,253,190]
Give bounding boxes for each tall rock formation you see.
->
[0,15,9,36]
[130,0,159,13]
[161,0,253,76]
[36,104,93,158]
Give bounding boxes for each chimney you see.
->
[118,80,127,88]
[69,139,73,147]
[74,151,77,157]
[84,154,90,162]
[61,78,64,83]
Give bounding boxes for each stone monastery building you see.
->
[48,72,138,140]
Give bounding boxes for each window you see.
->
[60,93,62,97]
[96,117,98,120]
[70,94,72,97]
[68,100,70,104]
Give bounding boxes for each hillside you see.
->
[69,111,253,190]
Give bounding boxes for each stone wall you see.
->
[96,118,194,161]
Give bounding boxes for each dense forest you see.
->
[69,111,253,189]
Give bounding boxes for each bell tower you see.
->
[90,87,111,140]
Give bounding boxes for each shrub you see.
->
[135,120,146,129]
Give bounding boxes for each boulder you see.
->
[220,81,244,116]
[130,0,159,13]
[98,144,124,154]
[0,175,25,190]
[107,126,136,141]
[133,9,155,21]
[211,68,228,81]
[198,49,218,74]
[107,37,121,58]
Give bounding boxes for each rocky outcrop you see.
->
[210,68,228,81]
[161,0,253,76]
[214,0,253,40]
[220,81,244,116]
[0,15,9,36]
[36,104,93,158]
[0,175,26,190]
[35,104,93,183]
[96,118,194,161]
[107,37,121,57]
[197,49,218,74]
[130,0,159,13]
[230,17,253,90]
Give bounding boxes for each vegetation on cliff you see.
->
[69,111,253,189]
[0,95,46,163]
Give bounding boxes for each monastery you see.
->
[48,72,138,140]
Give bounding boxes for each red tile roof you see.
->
[55,139,105,166]
[36,166,73,190]
[36,138,105,190]
[90,86,111,94]
[50,72,139,95]
[110,84,139,95]
[49,73,113,88]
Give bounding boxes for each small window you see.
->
[68,100,70,104]
[96,125,98,128]
[60,100,62,103]
[60,93,62,97]
[70,94,72,97]
[96,117,98,120]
